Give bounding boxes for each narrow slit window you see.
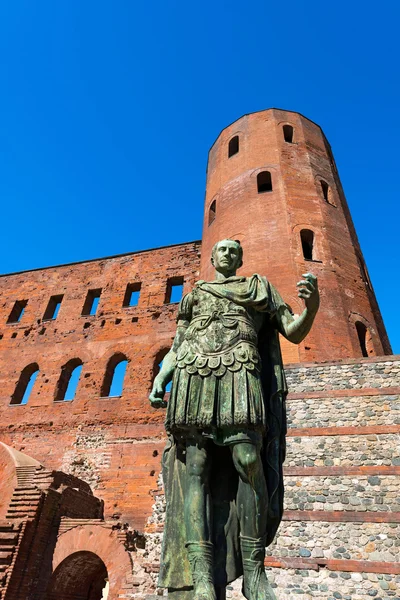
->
[208,200,216,225]
[228,136,239,157]
[165,277,184,304]
[283,125,294,143]
[7,300,28,324]
[43,295,64,320]
[82,289,102,316]
[321,180,330,202]
[257,171,272,193]
[300,229,314,260]
[101,354,128,397]
[123,283,141,307]
[355,322,368,357]
[10,363,39,405]
[55,359,83,401]
[356,254,371,289]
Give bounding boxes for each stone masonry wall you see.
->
[143,356,400,600]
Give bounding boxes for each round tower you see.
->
[200,108,391,363]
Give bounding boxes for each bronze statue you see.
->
[149,239,319,600]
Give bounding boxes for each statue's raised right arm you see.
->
[275,272,319,344]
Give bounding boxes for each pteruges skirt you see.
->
[165,366,267,444]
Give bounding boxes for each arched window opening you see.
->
[321,180,330,202]
[355,321,375,357]
[208,199,216,225]
[101,354,128,398]
[10,363,39,405]
[300,229,314,260]
[153,349,172,393]
[283,125,294,143]
[55,359,83,402]
[228,135,239,157]
[257,171,272,193]
[355,321,368,357]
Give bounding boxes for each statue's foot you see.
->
[186,541,216,600]
[193,580,217,600]
[240,536,276,600]
[242,567,276,600]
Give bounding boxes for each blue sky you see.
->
[0,1,398,352]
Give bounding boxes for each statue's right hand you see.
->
[149,377,167,409]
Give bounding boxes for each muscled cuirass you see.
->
[176,285,264,378]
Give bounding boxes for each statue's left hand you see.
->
[296,273,319,313]
[149,375,168,409]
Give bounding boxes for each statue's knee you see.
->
[232,444,259,479]
[187,446,209,480]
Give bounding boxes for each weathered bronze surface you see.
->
[149,240,319,600]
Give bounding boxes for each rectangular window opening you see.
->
[7,300,28,324]
[43,295,64,320]
[165,277,184,304]
[123,282,141,307]
[82,289,102,316]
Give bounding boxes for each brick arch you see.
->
[249,165,278,178]
[284,295,303,318]
[51,524,133,600]
[47,550,108,600]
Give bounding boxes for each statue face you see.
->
[213,240,241,276]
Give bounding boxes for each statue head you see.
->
[211,239,243,277]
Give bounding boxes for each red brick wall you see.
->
[0,241,200,530]
[201,109,391,363]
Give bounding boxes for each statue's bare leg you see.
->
[185,437,216,600]
[185,437,212,542]
[231,443,276,600]
[231,442,267,537]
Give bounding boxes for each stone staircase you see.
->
[0,464,53,598]
[5,466,52,521]
[0,521,22,599]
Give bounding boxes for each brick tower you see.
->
[200,108,391,363]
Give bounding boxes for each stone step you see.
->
[0,532,18,544]
[6,510,35,518]
[0,523,17,533]
[0,551,13,565]
[9,503,39,510]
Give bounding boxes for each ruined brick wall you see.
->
[0,241,200,530]
[201,109,391,363]
[144,356,400,599]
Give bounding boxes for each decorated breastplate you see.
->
[176,292,261,377]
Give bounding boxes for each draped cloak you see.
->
[158,275,288,591]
